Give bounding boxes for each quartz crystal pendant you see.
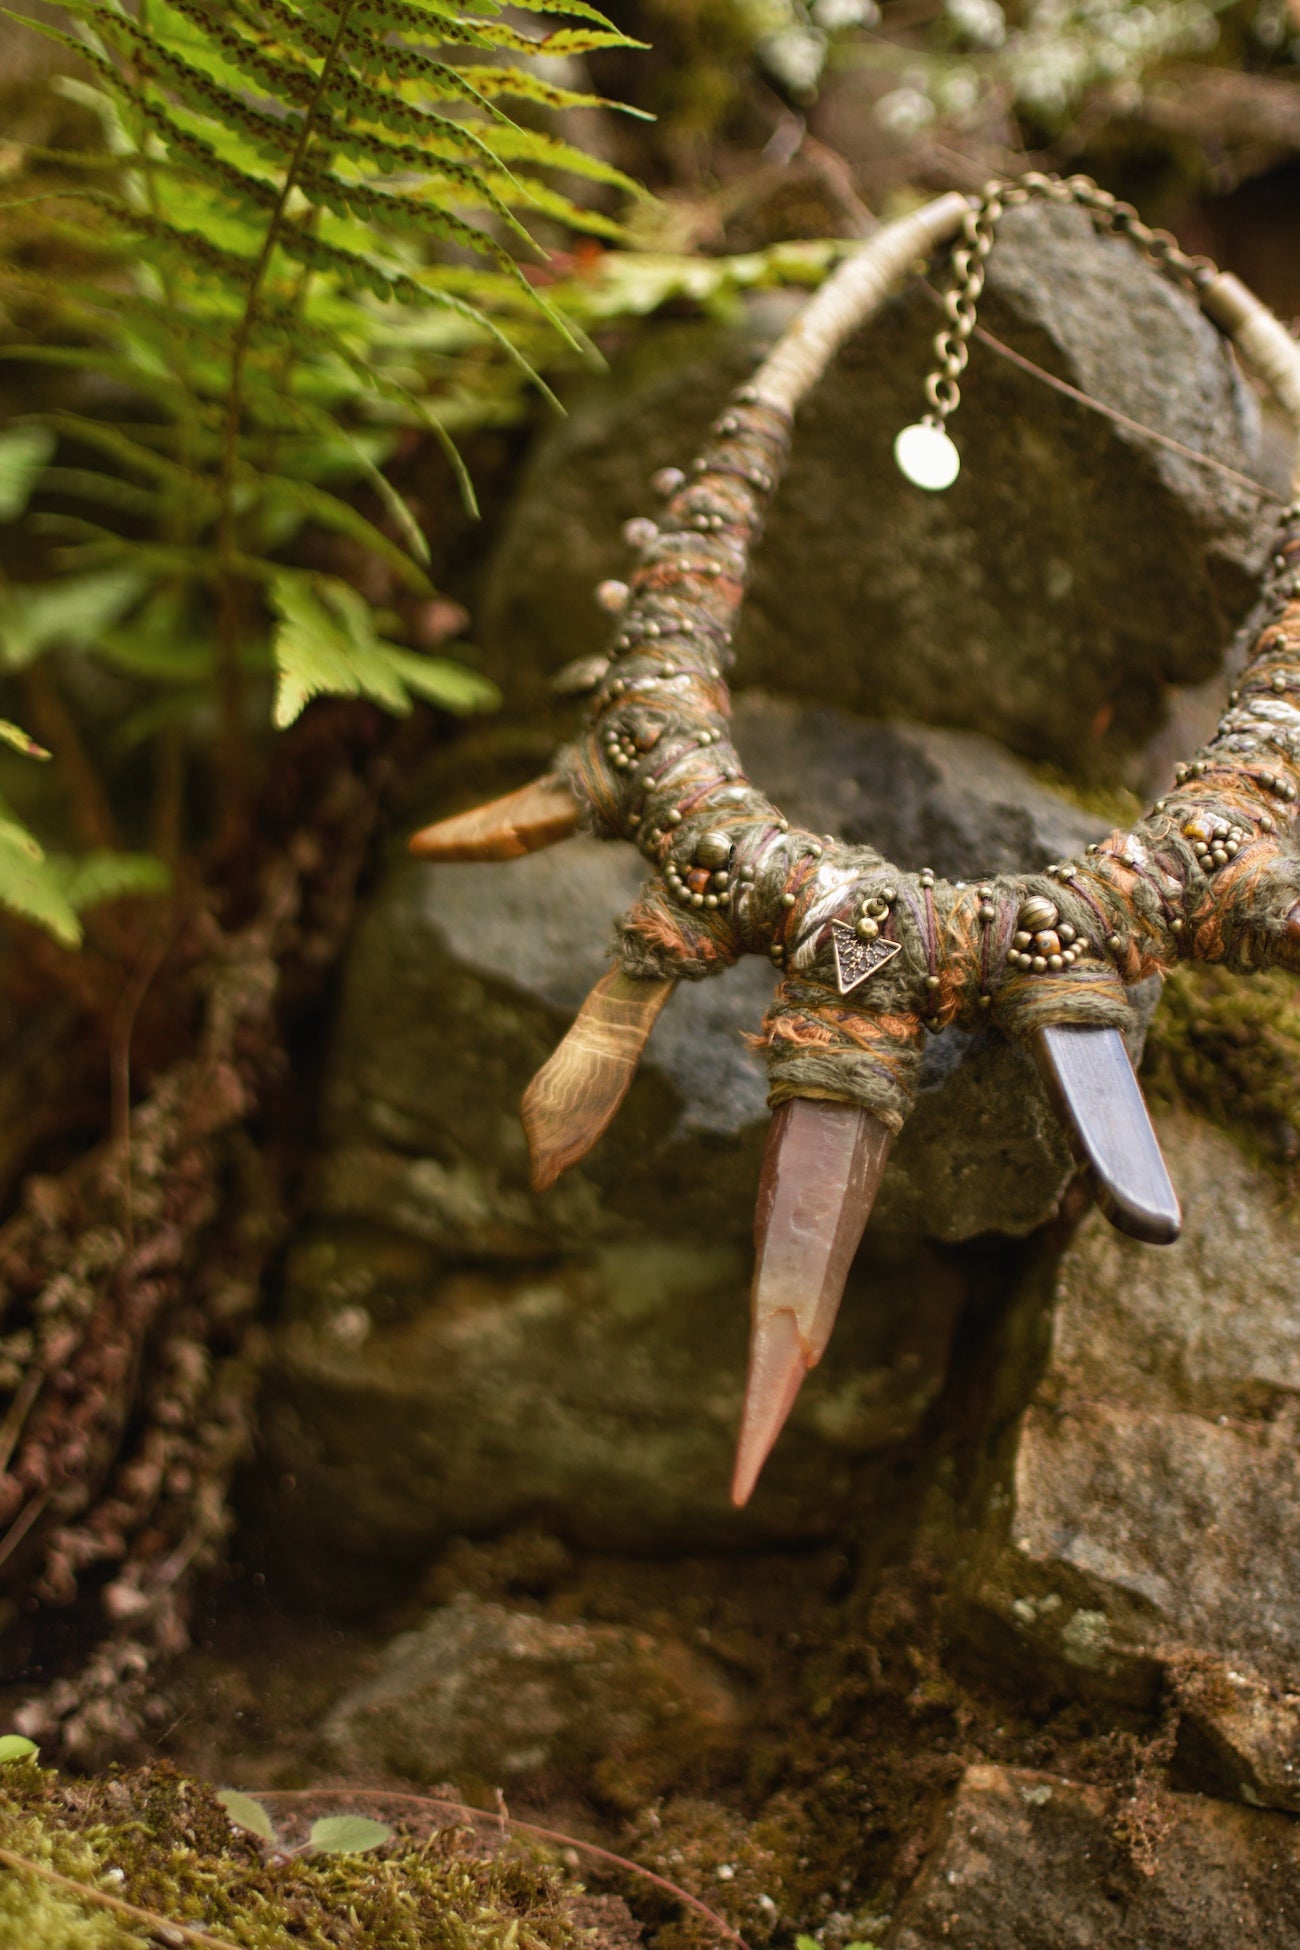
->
[732,1098,893,1505]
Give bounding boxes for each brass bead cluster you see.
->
[602,721,643,773]
[1009,896,1089,973]
[1182,813,1245,871]
[855,883,898,941]
[664,828,736,912]
[1250,767,1298,804]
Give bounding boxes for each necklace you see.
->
[411,174,1300,1507]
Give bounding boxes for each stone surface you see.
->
[319,1595,740,1810]
[956,1111,1300,1810]
[256,1221,964,1579]
[478,202,1267,773]
[887,1763,1300,1949]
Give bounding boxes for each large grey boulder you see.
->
[887,1763,1300,1949]
[478,202,1268,772]
[954,1111,1300,1812]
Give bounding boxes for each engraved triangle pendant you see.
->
[830,920,902,996]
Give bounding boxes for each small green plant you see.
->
[218,1788,393,1854]
[0,0,646,926]
[0,1734,40,1763]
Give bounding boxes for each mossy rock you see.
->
[1142,960,1300,1169]
[0,1756,634,1949]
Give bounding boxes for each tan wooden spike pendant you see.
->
[732,1099,894,1506]
[409,777,581,861]
[521,968,677,1191]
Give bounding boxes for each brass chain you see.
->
[922,172,1220,429]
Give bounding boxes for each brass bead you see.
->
[1019,896,1059,933]
[694,830,733,869]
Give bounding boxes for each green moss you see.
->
[1142,962,1300,1169]
[0,1759,603,1950]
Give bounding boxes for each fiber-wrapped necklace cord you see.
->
[413,176,1300,1507]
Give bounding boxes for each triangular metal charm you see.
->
[830,920,901,995]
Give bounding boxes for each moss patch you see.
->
[0,1758,627,1950]
[1142,961,1300,1170]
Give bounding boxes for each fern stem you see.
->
[213,0,359,848]
[22,666,120,854]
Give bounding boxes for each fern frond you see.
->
[39,411,217,497]
[270,570,497,725]
[6,0,646,784]
[239,466,433,592]
[35,467,167,519]
[464,65,650,116]
[477,124,645,198]
[0,820,82,946]
[0,426,57,520]
[45,849,172,911]
[0,721,51,760]
[172,0,510,122]
[0,567,147,671]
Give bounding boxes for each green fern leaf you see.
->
[343,1,496,52]
[39,412,215,499]
[270,571,497,725]
[465,65,652,116]
[242,468,432,592]
[0,567,146,671]
[382,645,501,712]
[43,850,172,912]
[24,467,164,520]
[0,819,81,947]
[476,22,649,56]
[478,124,645,197]
[0,721,51,760]
[0,426,56,521]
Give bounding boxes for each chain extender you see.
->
[920,172,1220,434]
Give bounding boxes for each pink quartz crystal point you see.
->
[731,1098,894,1507]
